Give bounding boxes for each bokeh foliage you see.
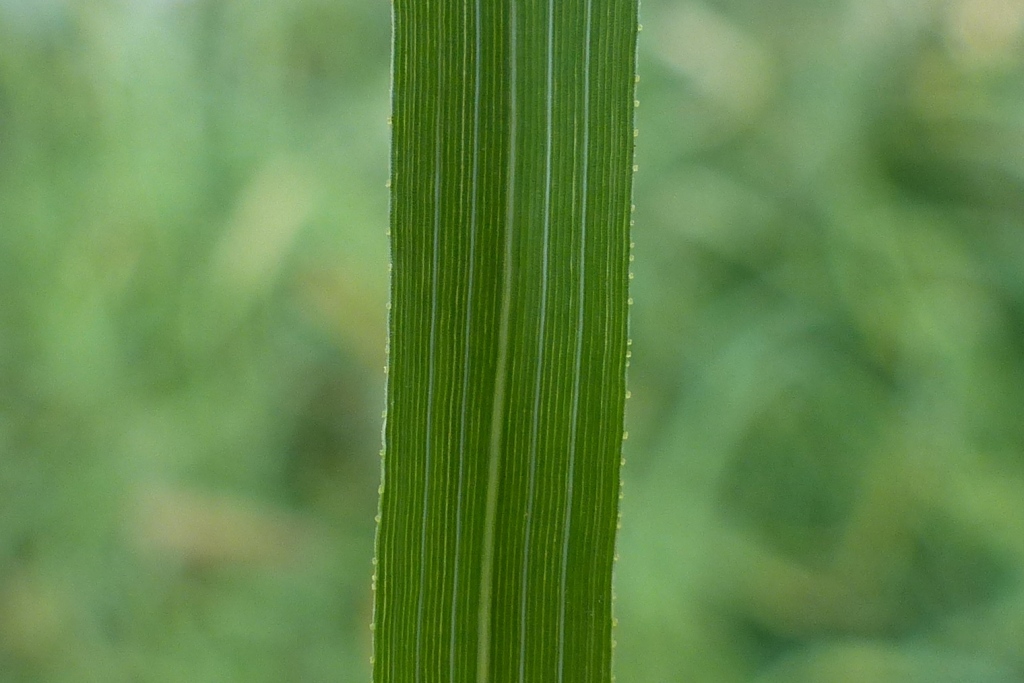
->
[2,0,1024,681]
[619,0,1024,681]
[1,1,389,681]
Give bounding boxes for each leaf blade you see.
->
[376,1,637,681]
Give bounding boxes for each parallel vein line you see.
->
[518,0,556,680]
[415,21,445,682]
[451,0,482,678]
[558,1,593,678]
[477,3,517,681]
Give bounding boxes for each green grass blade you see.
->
[375,1,638,681]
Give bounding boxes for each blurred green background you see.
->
[2,0,1024,681]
